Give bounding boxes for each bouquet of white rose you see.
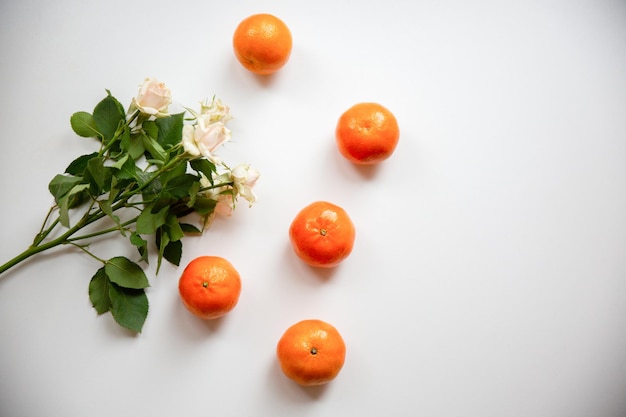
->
[0,78,259,333]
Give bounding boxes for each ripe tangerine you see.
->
[232,13,293,75]
[276,319,347,386]
[288,201,356,268]
[335,102,400,164]
[178,256,241,320]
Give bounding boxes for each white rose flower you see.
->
[231,164,260,206]
[132,78,171,117]
[214,193,235,217]
[182,114,232,162]
[182,125,200,157]
[200,97,232,123]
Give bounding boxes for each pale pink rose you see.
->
[132,78,171,117]
[182,114,231,162]
[200,97,232,123]
[214,193,234,216]
[231,164,260,206]
[182,125,200,157]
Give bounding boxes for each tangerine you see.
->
[335,102,400,164]
[276,319,347,386]
[288,201,356,268]
[178,256,241,320]
[232,13,293,75]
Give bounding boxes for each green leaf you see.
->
[115,154,139,181]
[110,154,129,170]
[135,169,156,188]
[160,159,187,184]
[136,205,169,235]
[155,113,184,148]
[165,214,184,242]
[141,134,168,162]
[93,92,125,142]
[142,120,158,139]
[48,174,83,203]
[142,160,188,203]
[67,188,90,209]
[185,181,201,209]
[89,267,111,314]
[168,201,195,219]
[163,239,182,266]
[190,159,216,185]
[180,223,202,234]
[97,200,124,236]
[162,173,197,199]
[105,256,150,289]
[68,182,90,201]
[130,232,148,263]
[155,228,170,274]
[121,131,145,160]
[86,155,112,194]
[54,182,90,228]
[57,194,71,228]
[108,283,149,333]
[65,152,99,176]
[192,195,217,215]
[107,179,121,203]
[113,125,131,155]
[70,111,101,138]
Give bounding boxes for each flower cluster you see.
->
[182,97,232,163]
[130,78,172,118]
[130,78,260,214]
[0,77,259,332]
[134,78,260,217]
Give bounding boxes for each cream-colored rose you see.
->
[182,114,231,162]
[132,78,171,117]
[214,192,235,216]
[198,173,234,217]
[231,164,260,206]
[200,97,232,123]
[182,124,200,157]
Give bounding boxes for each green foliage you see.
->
[10,89,240,333]
[70,112,100,138]
[88,267,111,314]
[105,256,150,289]
[0,80,263,335]
[156,112,185,148]
[109,283,149,333]
[90,263,149,333]
[93,91,125,142]
[65,152,99,175]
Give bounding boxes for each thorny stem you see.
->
[33,215,61,247]
[69,242,106,264]
[0,220,87,275]
[98,110,141,156]
[35,206,55,239]
[0,151,188,276]
[67,217,139,242]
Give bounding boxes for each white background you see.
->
[1,0,625,416]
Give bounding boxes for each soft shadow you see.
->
[252,71,280,87]
[171,294,229,340]
[306,264,340,282]
[266,356,330,403]
[0,244,80,282]
[228,56,282,88]
[103,315,141,338]
[297,382,330,400]
[282,242,340,284]
[351,162,383,180]
[330,136,384,181]
[197,315,228,332]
